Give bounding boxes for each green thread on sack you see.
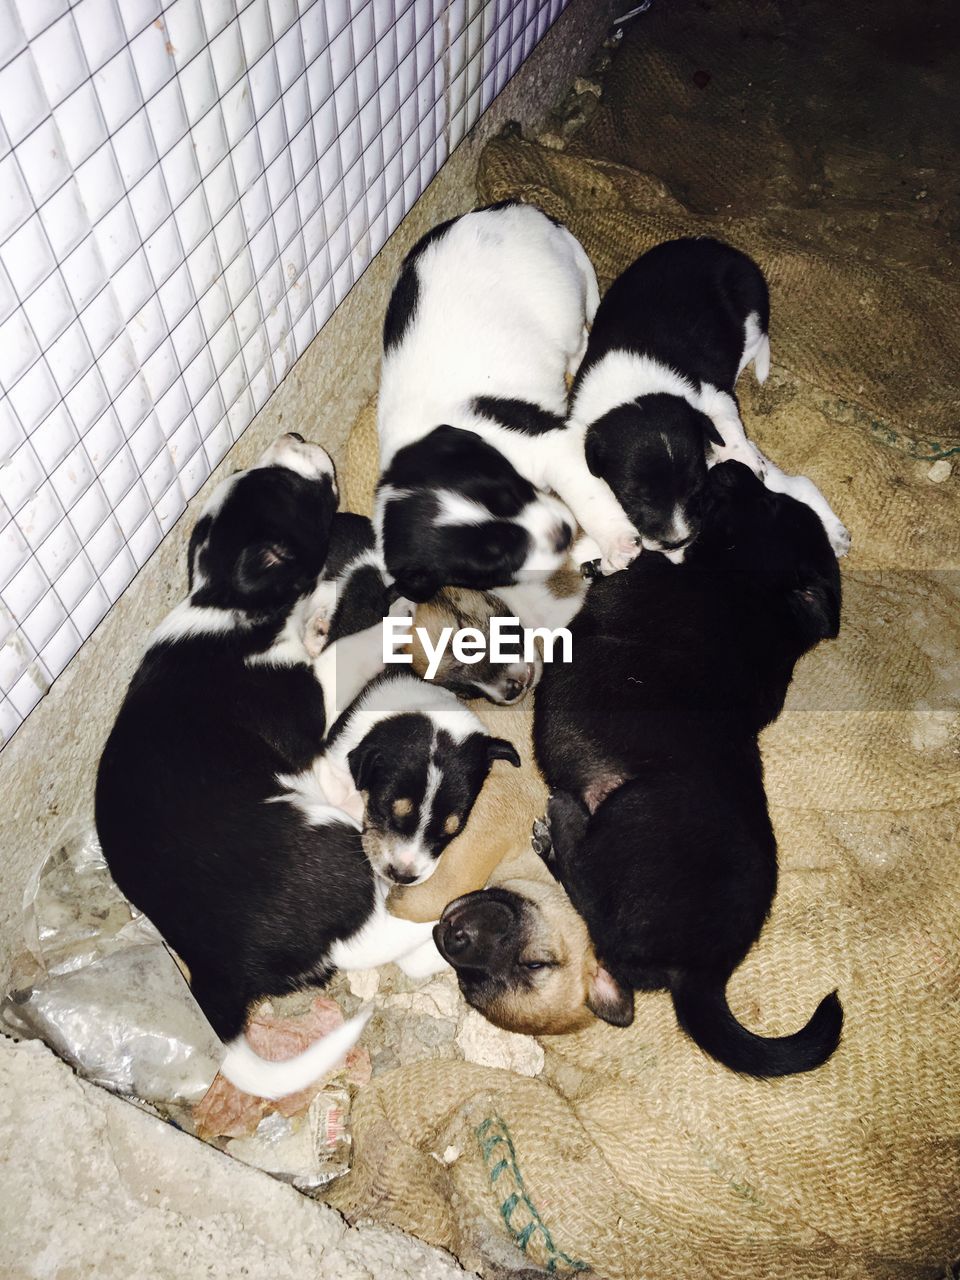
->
[476,1116,589,1274]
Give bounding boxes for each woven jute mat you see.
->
[326,4,960,1273]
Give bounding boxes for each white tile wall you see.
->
[0,0,570,744]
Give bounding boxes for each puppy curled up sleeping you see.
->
[95,437,518,1099]
[569,236,851,564]
[375,200,643,599]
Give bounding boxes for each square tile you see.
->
[50,441,97,510]
[97,332,139,399]
[127,295,166,363]
[142,337,179,401]
[14,480,62,552]
[66,484,110,543]
[178,50,217,126]
[119,0,162,39]
[161,0,206,69]
[144,216,184,290]
[71,580,110,637]
[16,118,70,205]
[85,515,124,574]
[199,0,235,41]
[240,0,273,67]
[127,411,165,469]
[60,235,108,313]
[1,217,56,299]
[152,378,190,440]
[30,13,88,108]
[0,51,49,149]
[0,154,33,243]
[45,319,94,396]
[300,1,329,66]
[220,76,255,148]
[202,155,238,223]
[28,404,75,474]
[93,48,142,135]
[108,247,152,322]
[146,81,190,157]
[0,511,32,588]
[192,107,229,178]
[128,167,172,244]
[74,142,125,224]
[99,544,136,602]
[268,0,298,41]
[157,262,195,332]
[0,396,26,466]
[161,134,202,207]
[73,0,126,72]
[112,369,152,435]
[0,310,41,387]
[99,443,139,504]
[113,479,151,538]
[231,127,264,193]
[79,286,123,358]
[249,45,281,118]
[1,0,27,60]
[130,19,175,100]
[282,73,311,138]
[275,22,305,90]
[111,111,157,187]
[194,382,225,442]
[231,288,260,345]
[83,406,125,471]
[39,179,91,261]
[8,359,60,434]
[64,365,109,434]
[210,22,246,95]
[187,231,222,298]
[93,198,139,274]
[7,667,49,719]
[142,448,175,502]
[126,510,161,565]
[53,82,109,170]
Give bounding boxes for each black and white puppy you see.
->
[376,201,642,600]
[569,237,850,563]
[532,461,845,1077]
[96,437,511,1100]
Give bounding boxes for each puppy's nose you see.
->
[442,916,480,958]
[285,431,305,443]
[553,522,573,553]
[386,866,418,885]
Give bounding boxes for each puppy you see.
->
[95,438,505,1099]
[376,201,642,599]
[391,700,607,1040]
[569,237,850,562]
[527,462,845,1076]
[316,669,521,886]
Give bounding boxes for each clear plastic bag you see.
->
[1,824,355,1192]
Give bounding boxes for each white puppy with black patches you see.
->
[375,201,642,601]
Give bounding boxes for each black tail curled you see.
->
[670,972,843,1078]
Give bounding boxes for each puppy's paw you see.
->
[595,523,642,574]
[531,816,553,860]
[826,518,852,558]
[387,593,415,620]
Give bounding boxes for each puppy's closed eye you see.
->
[443,812,461,835]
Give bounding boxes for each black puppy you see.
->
[532,461,844,1077]
[568,237,772,562]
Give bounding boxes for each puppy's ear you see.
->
[347,739,381,792]
[790,575,841,642]
[317,754,364,822]
[701,415,726,449]
[584,428,607,478]
[232,540,295,595]
[545,790,590,871]
[487,737,521,768]
[394,565,441,603]
[586,965,635,1027]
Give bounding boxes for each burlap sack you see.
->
[325,5,960,1272]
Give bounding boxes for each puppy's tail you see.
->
[670,972,842,1078]
[219,1007,372,1100]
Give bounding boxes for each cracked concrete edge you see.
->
[0,0,618,985]
[0,1036,471,1279]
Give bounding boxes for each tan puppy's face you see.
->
[433,875,634,1035]
[410,587,540,705]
